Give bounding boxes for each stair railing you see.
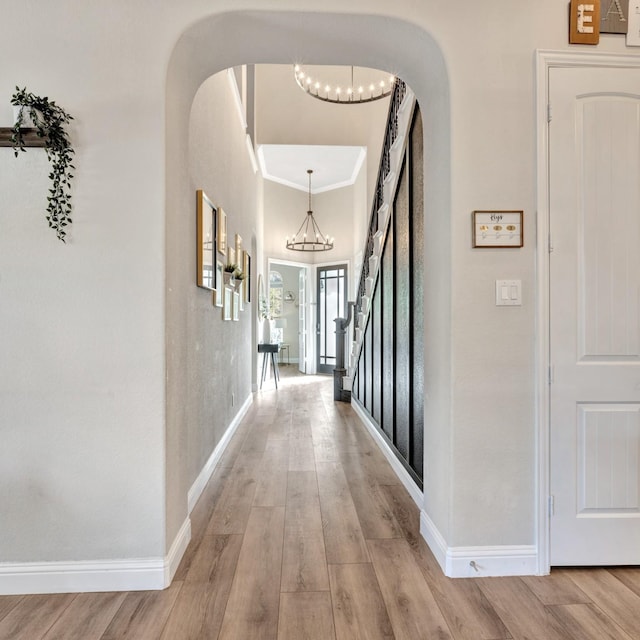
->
[349,78,414,377]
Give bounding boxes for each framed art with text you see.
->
[472,210,523,248]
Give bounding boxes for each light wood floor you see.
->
[2,369,640,639]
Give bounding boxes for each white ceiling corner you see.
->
[257,144,367,193]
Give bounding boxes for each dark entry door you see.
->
[316,264,347,374]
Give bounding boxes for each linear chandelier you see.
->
[286,170,334,252]
[293,64,395,104]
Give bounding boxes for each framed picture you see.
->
[235,233,243,259]
[243,252,251,302]
[257,274,267,320]
[227,246,236,269]
[213,260,224,307]
[232,290,240,321]
[196,190,216,290]
[472,210,523,248]
[217,207,227,255]
[223,286,233,321]
[238,281,244,311]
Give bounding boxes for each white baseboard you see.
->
[419,509,449,571]
[0,392,254,596]
[350,399,423,508]
[0,517,191,596]
[420,510,538,578]
[165,516,191,585]
[187,392,253,513]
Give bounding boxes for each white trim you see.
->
[256,145,366,194]
[350,398,423,508]
[164,517,191,585]
[227,67,248,131]
[420,511,537,578]
[0,517,191,595]
[419,509,448,571]
[187,392,253,513]
[535,49,640,577]
[245,134,258,174]
[0,558,165,595]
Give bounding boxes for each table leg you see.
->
[260,352,268,389]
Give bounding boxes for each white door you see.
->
[298,268,307,374]
[549,66,640,565]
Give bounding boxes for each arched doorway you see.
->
[164,9,451,568]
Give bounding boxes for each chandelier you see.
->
[286,170,334,252]
[293,64,395,104]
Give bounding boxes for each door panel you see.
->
[578,99,640,360]
[316,265,347,374]
[298,269,307,373]
[549,66,640,565]
[577,404,640,513]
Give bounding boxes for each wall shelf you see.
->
[0,127,47,148]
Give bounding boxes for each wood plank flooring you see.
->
[1,369,640,639]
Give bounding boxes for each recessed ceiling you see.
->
[257,144,366,193]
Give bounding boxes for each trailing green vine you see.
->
[11,87,75,242]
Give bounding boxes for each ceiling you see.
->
[257,144,367,194]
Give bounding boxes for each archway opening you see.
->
[165,9,451,558]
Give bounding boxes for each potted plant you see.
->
[223,263,238,285]
[234,269,245,291]
[11,87,75,242]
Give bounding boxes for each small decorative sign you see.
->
[472,211,523,248]
[569,0,601,44]
[600,0,629,34]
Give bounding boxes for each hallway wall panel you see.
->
[353,106,424,489]
[410,109,425,478]
[381,224,395,443]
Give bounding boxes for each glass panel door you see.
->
[298,268,307,373]
[316,264,347,374]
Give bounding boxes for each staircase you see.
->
[343,79,417,392]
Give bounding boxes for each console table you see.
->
[258,343,280,389]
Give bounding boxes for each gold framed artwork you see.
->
[243,252,251,303]
[257,274,266,320]
[227,246,236,269]
[196,190,216,291]
[223,285,233,321]
[238,281,244,312]
[235,233,243,260]
[232,290,240,321]
[217,207,227,255]
[213,260,224,307]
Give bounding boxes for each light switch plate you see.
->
[496,280,522,306]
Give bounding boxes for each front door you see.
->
[549,65,640,565]
[316,264,347,374]
[298,268,307,374]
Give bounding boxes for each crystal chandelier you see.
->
[286,170,334,252]
[293,64,395,104]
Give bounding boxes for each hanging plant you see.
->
[11,87,75,242]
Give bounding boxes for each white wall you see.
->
[165,69,260,550]
[0,1,169,566]
[1,1,638,591]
